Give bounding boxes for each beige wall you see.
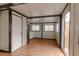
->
[71,3,79,56]
[0,10,9,51]
[65,22,69,48]
[69,4,74,56]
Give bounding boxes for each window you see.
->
[44,24,54,31]
[31,24,40,31]
[56,23,59,32]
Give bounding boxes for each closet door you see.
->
[12,15,22,51]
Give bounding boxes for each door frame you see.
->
[60,3,71,55]
[64,11,70,55]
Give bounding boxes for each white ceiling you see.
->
[10,3,67,17]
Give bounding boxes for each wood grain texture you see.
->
[0,38,64,56]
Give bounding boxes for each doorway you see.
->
[64,11,70,56]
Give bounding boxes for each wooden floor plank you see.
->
[0,38,64,56]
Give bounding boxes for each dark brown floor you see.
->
[0,38,64,56]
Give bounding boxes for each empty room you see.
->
[0,3,79,56]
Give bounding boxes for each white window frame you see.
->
[44,24,54,32]
[31,24,40,32]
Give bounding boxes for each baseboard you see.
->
[31,37,56,40]
[0,50,10,53]
[61,49,66,56]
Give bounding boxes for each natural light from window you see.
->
[32,25,40,31]
[44,25,54,31]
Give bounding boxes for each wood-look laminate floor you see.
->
[0,38,64,56]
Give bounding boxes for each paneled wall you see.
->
[0,9,27,52]
[12,14,22,51]
[11,11,27,52]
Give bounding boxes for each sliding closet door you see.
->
[12,15,22,51]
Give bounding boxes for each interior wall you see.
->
[69,4,74,56]
[22,17,27,45]
[0,10,9,51]
[30,32,41,39]
[56,19,60,45]
[29,24,41,39]
[71,3,79,56]
[43,23,56,39]
[30,24,56,39]
[43,32,56,39]
[29,17,60,40]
